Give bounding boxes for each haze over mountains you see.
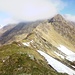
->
[0,14,75,75]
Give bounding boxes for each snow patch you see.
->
[37,50,75,75]
[22,42,30,46]
[57,45,75,55]
[57,45,75,62]
[54,51,64,59]
[72,66,75,69]
[66,54,75,62]
[22,40,33,46]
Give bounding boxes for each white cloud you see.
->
[0,0,66,22]
[3,18,18,24]
[0,17,18,28]
[63,14,75,22]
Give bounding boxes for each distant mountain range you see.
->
[0,14,75,75]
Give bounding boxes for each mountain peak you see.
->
[49,14,66,22]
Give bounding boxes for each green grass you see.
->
[0,52,67,75]
[0,42,68,75]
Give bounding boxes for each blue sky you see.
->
[0,0,75,28]
[60,0,75,15]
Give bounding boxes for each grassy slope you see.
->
[0,42,67,75]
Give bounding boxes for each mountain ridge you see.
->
[0,14,75,46]
[0,14,75,75]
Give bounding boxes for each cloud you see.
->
[64,14,75,22]
[0,0,66,22]
[0,17,19,28]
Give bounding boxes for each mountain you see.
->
[0,24,17,37]
[0,14,75,75]
[0,21,42,45]
[49,14,75,45]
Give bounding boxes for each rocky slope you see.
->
[49,14,75,45]
[0,21,42,45]
[0,24,17,37]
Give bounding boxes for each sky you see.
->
[0,0,75,28]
